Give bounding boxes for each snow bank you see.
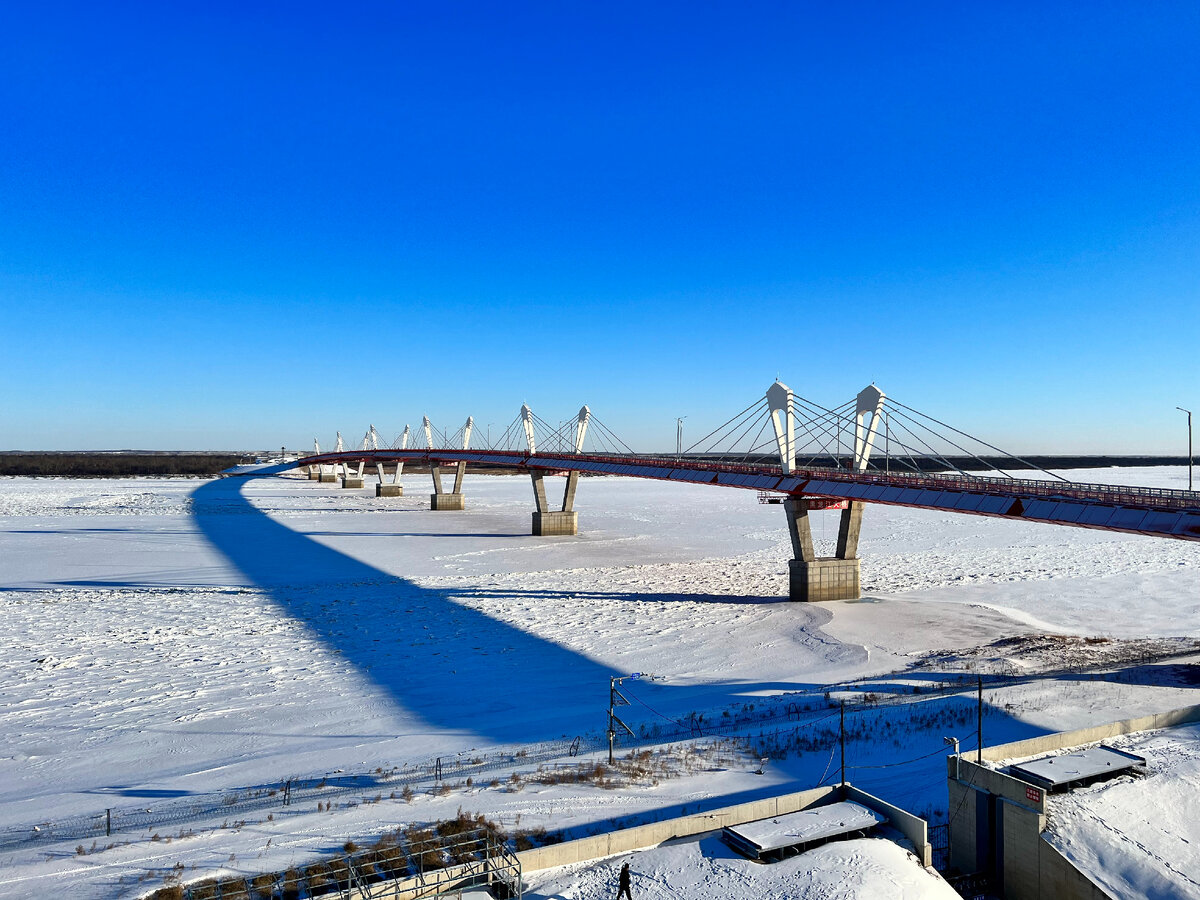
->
[523,834,960,899]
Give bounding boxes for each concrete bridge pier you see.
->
[785,499,862,602]
[531,470,580,535]
[523,404,589,535]
[376,462,404,496]
[770,380,883,602]
[430,461,466,510]
[426,417,472,510]
[310,439,326,479]
[342,429,374,488]
[376,425,410,496]
[322,432,348,484]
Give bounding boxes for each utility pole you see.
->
[1177,407,1193,491]
[608,673,650,764]
[839,701,846,785]
[977,677,984,763]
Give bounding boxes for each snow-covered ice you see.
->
[1,467,1198,898]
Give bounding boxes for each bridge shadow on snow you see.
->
[189,477,1051,752]
[191,477,631,744]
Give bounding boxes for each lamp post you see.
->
[943,736,960,781]
[1178,407,1193,491]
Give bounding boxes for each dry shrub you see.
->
[217,878,249,900]
[250,872,276,899]
[280,869,302,900]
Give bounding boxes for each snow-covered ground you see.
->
[1,467,1198,898]
[1041,722,1200,899]
[523,834,961,900]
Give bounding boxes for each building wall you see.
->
[946,703,1200,899]
[1037,837,1113,900]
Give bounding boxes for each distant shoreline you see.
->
[0,451,1191,479]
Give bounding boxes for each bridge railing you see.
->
[295,449,1200,512]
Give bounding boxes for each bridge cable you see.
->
[885,399,1071,483]
[882,405,1017,478]
[680,399,769,457]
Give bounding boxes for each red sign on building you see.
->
[1026,786,1042,803]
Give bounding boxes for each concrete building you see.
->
[947,703,1200,899]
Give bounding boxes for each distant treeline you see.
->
[0,452,244,477]
[2,451,1188,479]
[642,453,1190,472]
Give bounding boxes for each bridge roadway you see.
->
[292,449,1200,543]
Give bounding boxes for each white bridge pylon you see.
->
[768,380,886,603]
[373,424,410,495]
[425,416,474,509]
[853,385,886,473]
[522,404,591,535]
[334,431,344,478]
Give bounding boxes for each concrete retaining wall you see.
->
[843,784,932,866]
[1036,832,1113,900]
[515,781,933,872]
[980,702,1200,763]
[516,784,838,872]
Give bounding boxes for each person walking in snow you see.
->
[617,861,632,899]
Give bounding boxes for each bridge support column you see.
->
[375,462,404,497]
[318,467,337,483]
[341,459,365,489]
[308,468,322,480]
[430,461,466,510]
[784,498,861,602]
[530,470,579,535]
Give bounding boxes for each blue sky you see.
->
[1,2,1197,452]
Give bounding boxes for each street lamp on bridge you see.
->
[1177,407,1193,491]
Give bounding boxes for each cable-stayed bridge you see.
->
[287,381,1200,601]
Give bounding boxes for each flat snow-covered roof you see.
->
[1009,745,1146,790]
[724,800,883,854]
